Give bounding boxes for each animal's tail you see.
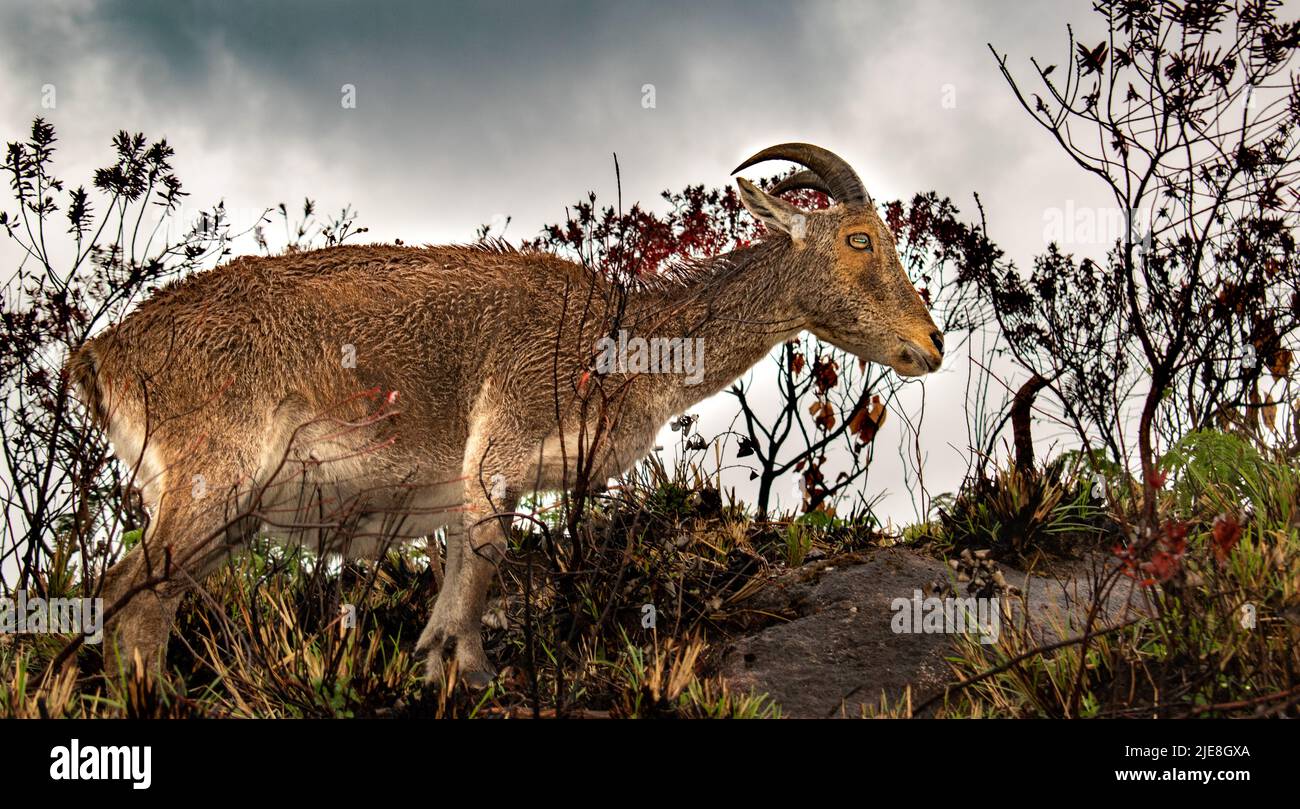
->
[64,340,110,427]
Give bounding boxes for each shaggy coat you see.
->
[70,144,943,685]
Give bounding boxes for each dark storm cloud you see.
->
[14,1,840,164]
[2,0,974,240]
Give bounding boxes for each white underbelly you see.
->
[534,427,659,489]
[253,466,467,558]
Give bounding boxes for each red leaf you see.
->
[848,395,887,445]
[791,352,805,376]
[1211,514,1243,566]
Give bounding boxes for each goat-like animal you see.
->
[69,144,943,686]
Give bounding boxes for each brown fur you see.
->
[70,150,942,686]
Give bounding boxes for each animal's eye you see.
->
[847,233,873,251]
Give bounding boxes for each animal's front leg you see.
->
[416,472,517,689]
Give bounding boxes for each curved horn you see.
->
[732,143,867,205]
[768,170,832,199]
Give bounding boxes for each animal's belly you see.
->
[255,460,467,557]
[532,425,659,490]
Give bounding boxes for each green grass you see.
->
[932,433,1299,718]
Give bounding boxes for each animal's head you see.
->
[733,143,943,377]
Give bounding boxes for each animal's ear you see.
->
[736,177,807,247]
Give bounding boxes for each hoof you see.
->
[417,623,495,690]
[458,664,497,691]
[422,650,497,690]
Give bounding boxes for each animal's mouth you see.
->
[896,340,941,376]
[809,327,941,375]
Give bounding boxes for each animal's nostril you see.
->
[930,331,944,355]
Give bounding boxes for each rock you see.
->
[721,547,1142,718]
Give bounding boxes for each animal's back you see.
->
[73,244,569,422]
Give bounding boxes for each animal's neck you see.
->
[625,239,806,413]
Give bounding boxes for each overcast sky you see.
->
[1,0,1128,524]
